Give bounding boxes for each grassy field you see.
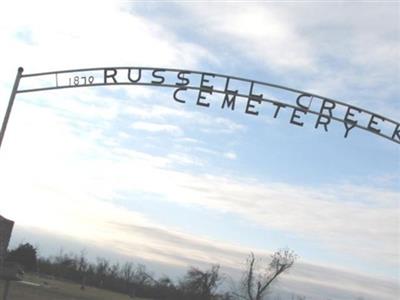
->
[0,274,149,300]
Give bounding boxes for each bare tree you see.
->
[77,250,88,290]
[124,263,155,297]
[120,262,136,296]
[238,249,297,300]
[95,257,110,288]
[109,262,120,278]
[133,264,153,286]
[181,264,223,300]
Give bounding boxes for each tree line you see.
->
[6,243,304,300]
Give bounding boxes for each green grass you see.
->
[0,274,149,300]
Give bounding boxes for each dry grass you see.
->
[0,274,149,300]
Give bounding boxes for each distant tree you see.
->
[151,275,180,299]
[77,250,88,290]
[219,292,235,300]
[77,251,88,273]
[109,262,120,278]
[158,275,174,288]
[237,249,297,300]
[289,295,306,300]
[53,251,78,280]
[133,264,157,297]
[7,243,37,271]
[180,264,223,300]
[95,257,110,288]
[121,262,135,294]
[133,264,153,286]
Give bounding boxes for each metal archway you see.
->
[1,66,399,148]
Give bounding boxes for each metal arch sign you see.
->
[1,66,399,148]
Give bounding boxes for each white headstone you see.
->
[0,215,14,269]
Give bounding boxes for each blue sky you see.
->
[0,1,399,299]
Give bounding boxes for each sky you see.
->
[0,1,399,299]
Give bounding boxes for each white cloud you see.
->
[176,4,315,72]
[2,100,398,272]
[123,102,245,135]
[167,153,204,166]
[0,0,216,87]
[125,104,187,120]
[224,151,237,160]
[0,98,398,298]
[168,3,400,118]
[211,117,245,133]
[131,121,183,135]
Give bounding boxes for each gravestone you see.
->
[0,215,15,300]
[0,215,14,271]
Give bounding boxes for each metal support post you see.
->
[0,67,24,149]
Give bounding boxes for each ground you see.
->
[0,274,149,300]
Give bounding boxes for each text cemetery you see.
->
[12,67,400,144]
